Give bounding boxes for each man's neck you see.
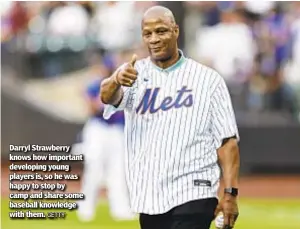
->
[152,50,180,69]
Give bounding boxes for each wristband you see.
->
[224,187,238,197]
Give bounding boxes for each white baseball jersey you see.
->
[104,50,239,215]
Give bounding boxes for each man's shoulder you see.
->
[186,58,226,93]
[187,58,221,79]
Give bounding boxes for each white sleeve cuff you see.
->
[103,105,118,120]
[103,89,129,119]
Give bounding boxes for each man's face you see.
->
[142,17,179,61]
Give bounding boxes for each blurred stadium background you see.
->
[1,1,300,229]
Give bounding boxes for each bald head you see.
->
[141,6,179,62]
[142,6,176,25]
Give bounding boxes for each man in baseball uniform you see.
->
[100,6,240,229]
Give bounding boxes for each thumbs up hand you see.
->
[113,54,138,87]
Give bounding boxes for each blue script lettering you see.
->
[136,86,193,114]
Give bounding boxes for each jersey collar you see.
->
[150,50,186,73]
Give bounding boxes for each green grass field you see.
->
[1,198,300,229]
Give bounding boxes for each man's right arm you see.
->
[100,54,138,107]
[100,69,124,107]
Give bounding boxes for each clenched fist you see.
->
[214,195,239,229]
[113,54,138,87]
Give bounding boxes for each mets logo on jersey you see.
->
[136,86,193,114]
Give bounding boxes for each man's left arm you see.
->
[218,138,240,189]
[210,74,240,229]
[216,138,240,229]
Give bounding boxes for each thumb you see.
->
[129,54,137,67]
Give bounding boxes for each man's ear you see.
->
[174,24,179,39]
